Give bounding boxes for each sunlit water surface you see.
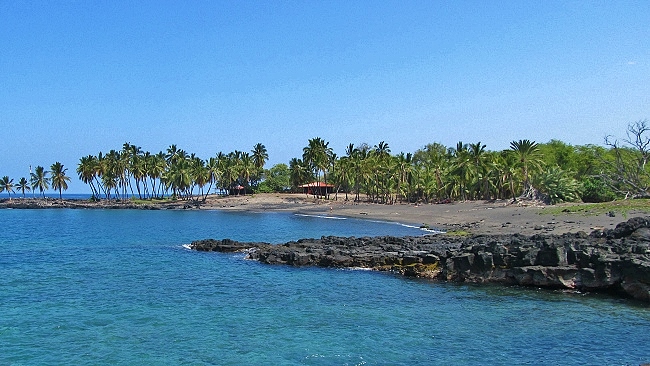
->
[1,209,648,365]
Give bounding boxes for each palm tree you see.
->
[302,137,334,198]
[251,143,269,189]
[131,154,146,199]
[204,156,221,199]
[190,157,209,200]
[149,152,167,199]
[50,162,71,200]
[333,156,353,201]
[0,176,15,199]
[238,152,255,194]
[77,155,100,199]
[451,142,471,201]
[17,177,30,198]
[372,141,391,203]
[289,158,311,192]
[165,159,191,200]
[30,165,49,198]
[395,153,412,202]
[468,142,488,199]
[413,143,449,202]
[510,139,544,195]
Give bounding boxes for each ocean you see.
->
[1,209,648,365]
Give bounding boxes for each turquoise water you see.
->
[1,209,648,365]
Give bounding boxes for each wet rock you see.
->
[189,216,650,302]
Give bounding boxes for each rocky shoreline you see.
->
[190,216,650,303]
[0,198,192,210]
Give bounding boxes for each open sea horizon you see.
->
[1,208,648,365]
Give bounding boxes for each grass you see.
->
[443,229,472,237]
[541,199,650,217]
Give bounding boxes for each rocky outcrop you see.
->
[190,216,650,302]
[0,198,187,210]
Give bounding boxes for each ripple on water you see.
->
[0,209,648,365]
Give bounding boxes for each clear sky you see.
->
[1,1,649,193]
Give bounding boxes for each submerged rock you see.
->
[190,216,650,302]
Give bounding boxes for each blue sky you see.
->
[1,1,649,193]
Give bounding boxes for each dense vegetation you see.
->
[288,121,650,204]
[1,121,649,205]
[75,143,269,201]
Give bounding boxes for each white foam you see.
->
[295,213,443,234]
[295,214,347,220]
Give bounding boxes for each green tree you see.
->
[451,142,471,201]
[238,152,255,194]
[50,162,71,200]
[289,158,312,192]
[30,165,49,198]
[259,163,290,193]
[581,176,616,203]
[17,177,30,198]
[538,139,578,174]
[302,137,334,198]
[468,141,489,200]
[510,139,544,196]
[251,143,269,188]
[0,176,15,199]
[77,155,100,199]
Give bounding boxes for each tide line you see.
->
[294,214,347,220]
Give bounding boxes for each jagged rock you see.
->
[189,216,650,302]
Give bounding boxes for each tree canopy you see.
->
[3,121,648,205]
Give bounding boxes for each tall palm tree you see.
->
[204,156,221,199]
[131,154,146,199]
[50,162,71,200]
[165,159,191,200]
[30,165,49,198]
[395,153,412,203]
[468,142,488,199]
[17,177,30,198]
[372,141,391,203]
[252,143,269,168]
[190,156,208,200]
[238,153,255,194]
[333,156,353,201]
[289,158,311,192]
[451,142,471,201]
[510,139,544,194]
[0,176,15,199]
[149,152,167,199]
[77,155,100,199]
[251,143,269,188]
[413,143,449,201]
[302,137,334,198]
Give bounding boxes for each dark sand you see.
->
[200,193,643,236]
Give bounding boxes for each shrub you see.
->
[534,166,582,204]
[580,176,616,203]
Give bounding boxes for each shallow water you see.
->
[1,209,648,365]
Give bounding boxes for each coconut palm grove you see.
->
[1,121,649,205]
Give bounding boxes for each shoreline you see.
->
[190,216,650,303]
[1,193,648,236]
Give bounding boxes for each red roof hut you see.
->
[299,182,334,196]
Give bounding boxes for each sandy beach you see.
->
[200,193,647,236]
[2,193,646,236]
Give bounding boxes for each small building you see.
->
[229,184,245,195]
[299,182,334,196]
